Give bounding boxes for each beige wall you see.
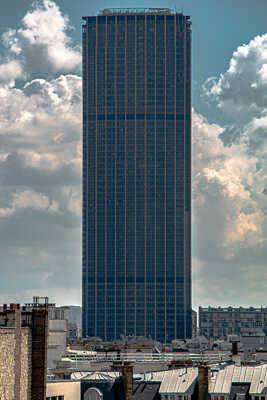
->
[46,381,80,400]
[20,328,32,400]
[0,330,15,399]
[0,328,31,400]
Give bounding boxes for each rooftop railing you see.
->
[99,8,176,15]
[62,351,231,364]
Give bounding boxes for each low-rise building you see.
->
[24,297,68,370]
[199,307,267,339]
[47,319,68,369]
[47,363,267,400]
[0,302,48,400]
[209,364,267,400]
[58,306,81,340]
[46,380,80,400]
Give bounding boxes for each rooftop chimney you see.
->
[198,365,209,400]
[113,361,133,400]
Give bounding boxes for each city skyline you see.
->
[0,0,266,310]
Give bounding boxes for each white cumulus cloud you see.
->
[0,73,82,225]
[206,34,267,110]
[2,0,81,78]
[0,59,24,88]
[193,111,265,250]
[0,190,58,217]
[193,32,267,307]
[0,0,82,306]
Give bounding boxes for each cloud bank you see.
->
[193,33,267,308]
[0,0,82,305]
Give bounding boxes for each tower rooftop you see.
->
[99,8,176,16]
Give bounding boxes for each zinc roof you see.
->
[144,371,167,382]
[159,368,198,394]
[70,364,267,395]
[210,365,267,395]
[71,371,120,380]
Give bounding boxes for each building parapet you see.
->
[99,8,176,15]
[199,306,267,312]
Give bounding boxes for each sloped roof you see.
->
[159,368,198,394]
[71,364,267,395]
[71,371,120,380]
[209,365,267,395]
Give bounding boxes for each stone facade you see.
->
[0,327,32,400]
[0,303,48,400]
[0,329,16,399]
[20,328,32,400]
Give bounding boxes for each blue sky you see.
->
[0,0,266,310]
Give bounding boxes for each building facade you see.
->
[199,306,267,339]
[0,325,31,400]
[191,309,198,338]
[0,303,48,400]
[46,381,80,400]
[82,8,192,342]
[58,306,82,340]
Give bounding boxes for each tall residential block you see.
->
[82,8,192,342]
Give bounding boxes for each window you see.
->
[46,397,64,400]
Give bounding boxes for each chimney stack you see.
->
[198,365,209,400]
[122,362,133,400]
[113,361,133,400]
[232,341,238,356]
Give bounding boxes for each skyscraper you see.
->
[82,8,192,343]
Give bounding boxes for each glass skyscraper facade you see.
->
[82,8,192,343]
